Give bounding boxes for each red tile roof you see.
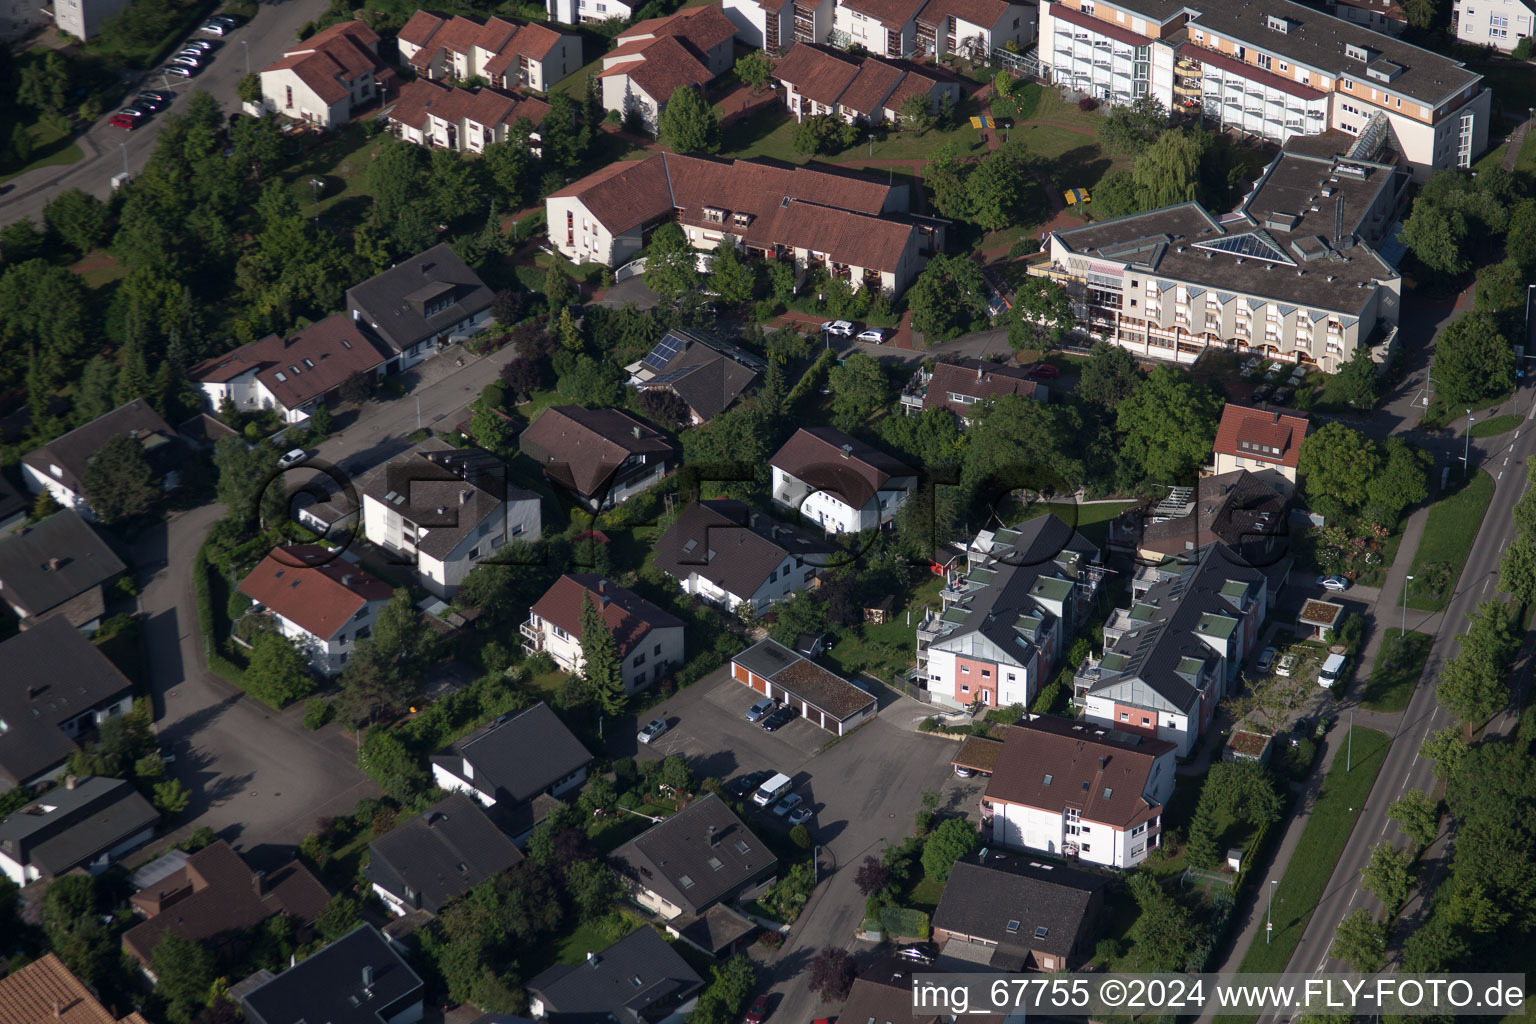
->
[837,0,927,29]
[518,405,678,500]
[597,35,712,103]
[837,58,905,116]
[881,64,946,112]
[398,9,444,47]
[985,717,1175,828]
[0,954,144,1024]
[619,3,735,49]
[1213,403,1310,468]
[263,21,385,105]
[399,10,573,72]
[916,0,1014,30]
[531,574,683,657]
[238,545,393,641]
[770,43,860,108]
[548,155,674,235]
[191,313,389,411]
[770,426,915,508]
[389,78,549,133]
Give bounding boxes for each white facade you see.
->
[833,4,914,57]
[990,801,1159,869]
[430,756,588,809]
[523,612,684,692]
[600,70,667,132]
[21,461,178,524]
[1077,692,1199,755]
[362,491,541,598]
[547,0,633,25]
[674,555,820,615]
[1454,0,1535,50]
[0,821,154,885]
[260,597,389,676]
[54,0,127,40]
[770,464,916,534]
[723,0,833,49]
[924,643,1038,708]
[197,373,334,425]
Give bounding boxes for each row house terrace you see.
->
[388,78,549,154]
[395,10,581,92]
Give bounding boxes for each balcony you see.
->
[520,619,544,654]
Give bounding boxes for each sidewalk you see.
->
[1349,501,1439,685]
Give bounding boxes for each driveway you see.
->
[1,0,333,228]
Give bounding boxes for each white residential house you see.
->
[237,546,394,676]
[191,313,389,425]
[722,0,833,50]
[361,441,542,598]
[769,426,917,535]
[388,79,548,154]
[547,0,634,26]
[345,243,495,372]
[832,0,927,57]
[1454,0,1535,50]
[257,21,396,128]
[770,41,963,124]
[982,715,1177,870]
[395,10,581,91]
[523,574,685,693]
[653,499,831,615]
[913,0,1035,58]
[20,400,180,522]
[596,6,735,130]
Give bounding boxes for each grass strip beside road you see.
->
[1407,469,1495,611]
[1361,629,1433,712]
[1468,413,1522,438]
[1234,726,1391,978]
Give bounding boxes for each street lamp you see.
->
[1266,879,1277,944]
[1465,409,1474,475]
[1402,575,1413,654]
[867,132,874,157]
[1347,708,1355,771]
[119,141,129,176]
[309,177,324,222]
[242,38,250,76]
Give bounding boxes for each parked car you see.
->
[1272,387,1294,405]
[136,91,172,111]
[1255,646,1278,673]
[637,718,668,744]
[198,20,228,34]
[1027,363,1061,379]
[745,995,772,1024]
[210,12,240,24]
[109,109,145,129]
[820,320,855,337]
[745,697,777,723]
[181,38,216,51]
[171,54,204,68]
[761,706,798,732]
[1276,654,1296,678]
[725,769,774,800]
[772,793,803,817]
[856,327,890,344]
[163,65,197,78]
[786,805,813,826]
[1251,384,1273,401]
[277,448,309,468]
[954,764,975,778]
[1319,575,1349,591]
[896,943,937,965]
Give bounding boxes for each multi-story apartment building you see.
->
[1074,544,1270,756]
[1031,147,1406,371]
[523,575,685,693]
[1038,0,1488,178]
[917,515,1106,709]
[1454,0,1535,50]
[982,715,1177,869]
[723,0,835,50]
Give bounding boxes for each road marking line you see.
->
[1499,471,1504,480]
[1380,820,1389,836]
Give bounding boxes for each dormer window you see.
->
[703,206,726,223]
[732,211,752,226]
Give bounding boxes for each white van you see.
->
[1319,653,1347,688]
[752,772,792,807]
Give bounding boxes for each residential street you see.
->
[126,342,519,867]
[0,0,329,229]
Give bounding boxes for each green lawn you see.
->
[1406,470,1495,611]
[1361,629,1432,713]
[279,124,389,215]
[76,254,129,289]
[0,119,84,183]
[1468,413,1521,438]
[1420,390,1513,430]
[1235,727,1391,978]
[1017,499,1136,549]
[823,573,944,685]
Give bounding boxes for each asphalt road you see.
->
[1279,394,1536,984]
[0,0,328,229]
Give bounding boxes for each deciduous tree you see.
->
[44,188,111,255]
[658,85,721,153]
[244,632,316,708]
[1077,341,1144,408]
[152,933,216,1024]
[734,50,773,92]
[1332,346,1382,409]
[1006,277,1073,349]
[1433,311,1515,408]
[807,947,856,1001]
[1362,842,1415,914]
[644,222,700,298]
[82,432,159,524]
[1115,365,1221,482]
[827,351,890,431]
[708,242,756,305]
[906,254,989,341]
[921,817,980,883]
[1330,909,1387,972]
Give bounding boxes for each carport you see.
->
[951,735,1003,776]
[731,638,876,736]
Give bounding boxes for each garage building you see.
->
[731,638,876,736]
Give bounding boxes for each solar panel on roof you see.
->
[641,333,684,371]
[641,367,692,387]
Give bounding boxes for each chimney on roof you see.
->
[977,366,984,381]
[55,1000,62,1019]
[632,425,643,439]
[1097,755,1107,770]
[1273,410,1281,424]
[708,824,719,846]
[253,869,267,896]
[460,488,473,505]
[840,444,853,459]
[436,506,448,515]
[362,965,374,991]
[598,579,607,593]
[342,574,354,586]
[47,556,61,572]
[27,684,42,700]
[65,775,77,790]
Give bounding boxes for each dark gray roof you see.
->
[345,243,493,353]
[0,618,135,788]
[0,510,126,625]
[611,794,778,918]
[1090,544,1265,712]
[653,500,831,601]
[365,792,524,914]
[933,851,1106,957]
[359,439,540,559]
[634,329,765,421]
[0,776,158,876]
[526,926,704,1024]
[673,904,757,956]
[1138,470,1288,560]
[0,472,25,528]
[731,639,875,722]
[21,399,178,498]
[432,702,592,804]
[242,925,424,1024]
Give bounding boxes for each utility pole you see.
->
[1347,709,1354,771]
[1402,575,1413,653]
[309,177,324,222]
[814,845,820,885]
[1465,410,1474,474]
[416,395,422,431]
[120,142,129,176]
[1266,878,1276,943]
[242,38,250,75]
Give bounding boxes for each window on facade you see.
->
[654,643,662,655]
[961,684,970,693]
[1120,712,1129,721]
[285,85,293,107]
[1142,717,1151,726]
[634,653,646,667]
[961,665,970,673]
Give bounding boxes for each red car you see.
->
[109,109,145,130]
[1028,362,1061,379]
[745,995,772,1024]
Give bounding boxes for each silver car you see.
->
[637,718,668,744]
